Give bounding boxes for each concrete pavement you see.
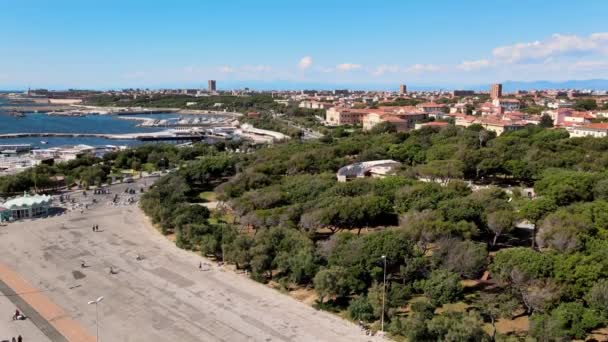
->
[0,182,381,342]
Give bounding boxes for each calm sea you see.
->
[0,98,181,148]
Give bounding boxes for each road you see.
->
[0,180,380,342]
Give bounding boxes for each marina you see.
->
[0,109,238,147]
[0,129,227,142]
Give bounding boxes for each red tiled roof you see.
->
[421,121,449,126]
[581,123,608,130]
[571,111,595,119]
[418,102,445,107]
[382,115,407,123]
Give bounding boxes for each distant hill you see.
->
[501,79,608,91]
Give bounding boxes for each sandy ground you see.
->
[0,180,381,342]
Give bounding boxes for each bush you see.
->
[418,270,463,307]
[347,296,375,322]
[530,302,603,340]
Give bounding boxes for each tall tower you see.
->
[399,84,407,95]
[208,80,217,92]
[490,83,502,99]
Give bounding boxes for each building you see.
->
[0,144,33,154]
[452,90,475,97]
[416,102,446,113]
[336,160,401,182]
[0,156,41,172]
[568,123,608,138]
[490,83,503,99]
[399,84,407,95]
[362,113,410,132]
[415,121,450,130]
[492,98,520,112]
[325,107,367,125]
[208,80,217,92]
[1,193,52,220]
[0,207,10,222]
[299,100,333,110]
[454,114,526,135]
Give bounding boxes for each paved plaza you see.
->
[0,180,380,342]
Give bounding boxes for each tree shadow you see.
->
[313,297,350,313]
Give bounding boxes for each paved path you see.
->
[0,182,380,342]
[0,287,52,342]
[0,264,91,341]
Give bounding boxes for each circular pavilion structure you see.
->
[336,159,402,182]
[2,193,52,220]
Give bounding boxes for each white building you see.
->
[2,193,52,220]
[336,160,401,182]
[492,98,520,112]
[568,123,608,138]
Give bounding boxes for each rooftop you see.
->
[3,193,52,209]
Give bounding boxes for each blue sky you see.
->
[1,0,608,89]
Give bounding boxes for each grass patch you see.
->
[199,191,217,202]
[435,301,470,314]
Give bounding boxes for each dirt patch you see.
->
[289,288,318,306]
[435,301,470,314]
[587,327,608,342]
[495,315,529,335]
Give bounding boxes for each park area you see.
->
[0,179,379,341]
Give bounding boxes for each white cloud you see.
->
[458,59,491,71]
[570,60,608,71]
[219,66,235,73]
[404,63,441,73]
[298,56,313,70]
[371,64,400,76]
[336,63,362,71]
[492,32,608,63]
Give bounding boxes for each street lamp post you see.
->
[88,296,104,342]
[381,255,387,333]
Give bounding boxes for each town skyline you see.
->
[2,1,608,89]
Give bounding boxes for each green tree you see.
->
[519,197,557,248]
[313,266,352,303]
[418,270,463,306]
[539,114,554,128]
[487,209,515,246]
[475,292,519,340]
[347,296,375,322]
[427,311,491,342]
[531,302,602,340]
[573,98,598,111]
[585,279,608,315]
[434,239,487,279]
[537,210,592,253]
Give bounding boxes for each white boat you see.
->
[40,141,48,145]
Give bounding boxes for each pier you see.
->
[0,130,225,142]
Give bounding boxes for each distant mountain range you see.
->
[3,79,608,92]
[179,79,608,92]
[500,79,608,92]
